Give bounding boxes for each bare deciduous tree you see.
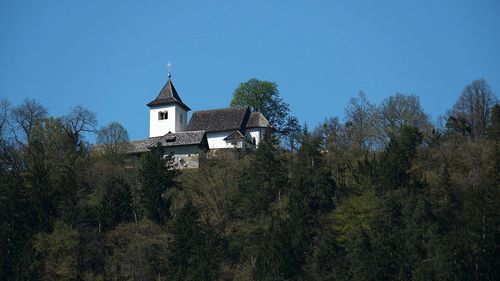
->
[96,122,130,163]
[63,104,97,147]
[10,98,48,144]
[377,93,431,141]
[448,79,497,140]
[344,91,378,150]
[0,99,10,140]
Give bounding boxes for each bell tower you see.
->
[147,67,190,137]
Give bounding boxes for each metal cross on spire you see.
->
[167,62,173,79]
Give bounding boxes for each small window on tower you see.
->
[158,111,168,120]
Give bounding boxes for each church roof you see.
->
[127,131,207,153]
[246,112,270,128]
[147,79,191,111]
[186,107,251,132]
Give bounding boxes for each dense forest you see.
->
[1,78,499,281]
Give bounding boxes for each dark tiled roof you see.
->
[127,131,207,153]
[246,112,270,128]
[147,80,191,111]
[186,107,251,132]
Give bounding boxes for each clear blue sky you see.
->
[1,0,499,141]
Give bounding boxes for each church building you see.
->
[127,75,270,168]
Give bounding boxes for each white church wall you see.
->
[245,128,264,147]
[206,131,235,149]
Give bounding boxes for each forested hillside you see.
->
[1,79,499,280]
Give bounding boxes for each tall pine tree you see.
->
[139,142,178,225]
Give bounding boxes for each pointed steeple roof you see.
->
[147,79,191,110]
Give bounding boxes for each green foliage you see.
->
[167,202,223,281]
[178,150,242,227]
[238,131,287,215]
[230,78,289,131]
[1,84,499,280]
[292,129,335,214]
[139,142,178,224]
[99,177,134,231]
[230,78,302,147]
[253,217,304,281]
[376,126,422,191]
[331,190,378,243]
[488,103,500,141]
[104,219,169,281]
[33,220,80,281]
[0,146,32,280]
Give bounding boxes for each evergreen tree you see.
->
[27,137,57,232]
[367,195,405,280]
[253,218,301,281]
[234,131,287,219]
[99,177,134,231]
[139,142,178,225]
[303,228,344,281]
[0,143,34,280]
[376,126,422,191]
[167,202,222,281]
[249,131,287,204]
[292,128,335,215]
[488,103,500,141]
[346,229,376,281]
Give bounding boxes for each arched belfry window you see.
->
[158,111,168,120]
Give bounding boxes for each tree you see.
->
[244,130,287,206]
[292,128,335,215]
[167,202,222,281]
[26,117,87,227]
[63,105,97,149]
[27,131,57,232]
[377,93,431,142]
[230,79,287,129]
[96,122,129,164]
[281,115,302,151]
[344,91,378,150]
[139,142,178,225]
[376,126,422,191]
[99,177,134,231]
[10,98,48,144]
[487,104,500,141]
[345,228,376,281]
[0,140,33,280]
[104,220,169,281]
[253,217,306,281]
[0,99,10,140]
[448,79,497,140]
[230,78,300,144]
[33,220,80,281]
